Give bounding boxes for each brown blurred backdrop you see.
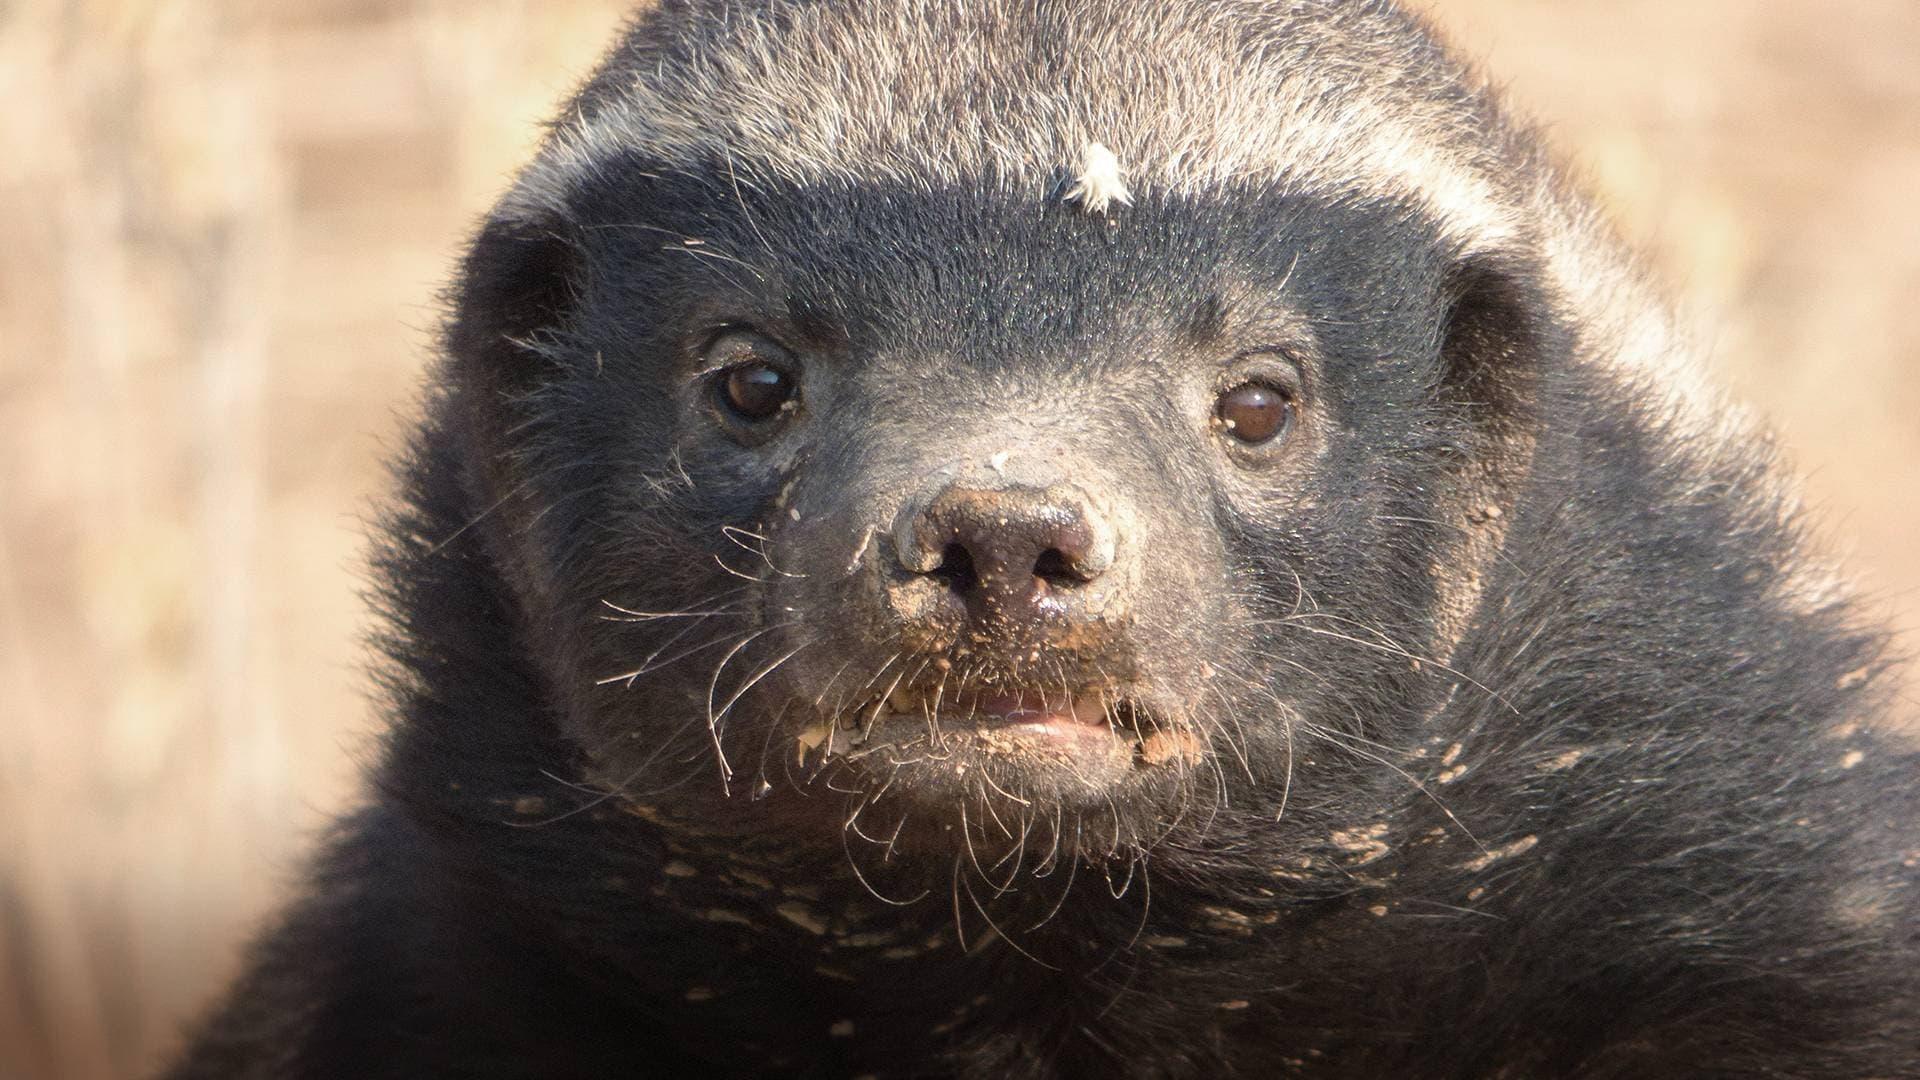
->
[0,2,1915,1077]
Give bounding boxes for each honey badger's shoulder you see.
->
[164,1,1920,1078]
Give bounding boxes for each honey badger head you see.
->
[443,0,1576,867]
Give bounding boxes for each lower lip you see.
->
[961,715,1130,761]
[995,716,1109,741]
[969,698,1124,750]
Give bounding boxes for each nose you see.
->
[894,482,1115,610]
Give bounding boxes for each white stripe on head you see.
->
[522,2,1518,250]
[514,0,1735,429]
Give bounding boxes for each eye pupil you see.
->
[1217,383,1290,444]
[723,363,794,420]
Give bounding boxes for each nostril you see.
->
[900,483,1113,600]
[1032,547,1078,586]
[933,542,978,595]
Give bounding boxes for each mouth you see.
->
[793,683,1203,782]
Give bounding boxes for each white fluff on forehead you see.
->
[1065,143,1132,215]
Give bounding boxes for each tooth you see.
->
[1138,729,1204,766]
[1069,697,1109,726]
[796,722,833,765]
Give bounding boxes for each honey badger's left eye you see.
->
[707,332,798,423]
[1215,382,1291,444]
[722,364,794,420]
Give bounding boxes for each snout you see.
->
[893,479,1117,617]
[763,447,1221,806]
[877,464,1137,656]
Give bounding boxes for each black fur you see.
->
[166,2,1919,1077]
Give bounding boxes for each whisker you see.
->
[1257,615,1518,714]
[702,622,802,789]
[1297,720,1486,852]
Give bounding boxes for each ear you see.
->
[446,212,584,403]
[1427,252,1563,651]
[438,208,588,608]
[1437,253,1558,456]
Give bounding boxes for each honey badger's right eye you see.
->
[706,332,798,424]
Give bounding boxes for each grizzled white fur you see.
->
[515,0,1775,462]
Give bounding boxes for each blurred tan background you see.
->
[0,2,1915,1077]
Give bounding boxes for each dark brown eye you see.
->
[705,331,798,426]
[721,362,795,421]
[1216,382,1291,444]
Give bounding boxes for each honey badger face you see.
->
[449,1,1551,861]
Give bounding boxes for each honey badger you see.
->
[168,1,1919,1077]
